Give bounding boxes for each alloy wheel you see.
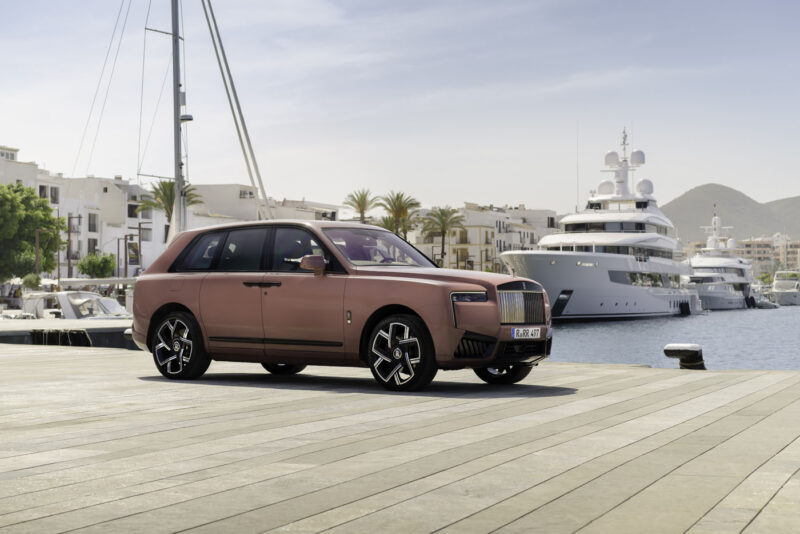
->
[370,321,422,386]
[154,318,193,375]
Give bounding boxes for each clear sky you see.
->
[1,0,798,214]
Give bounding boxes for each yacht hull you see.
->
[697,291,747,310]
[774,291,800,306]
[502,250,700,320]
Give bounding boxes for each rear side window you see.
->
[217,228,267,271]
[179,232,223,271]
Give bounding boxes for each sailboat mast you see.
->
[171,0,185,233]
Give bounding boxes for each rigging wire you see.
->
[138,55,173,178]
[203,0,272,219]
[71,0,126,177]
[201,0,256,215]
[85,0,134,176]
[136,0,154,186]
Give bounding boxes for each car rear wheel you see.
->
[367,314,437,391]
[261,363,307,375]
[474,364,532,385]
[151,311,210,380]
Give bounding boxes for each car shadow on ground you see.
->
[137,372,577,398]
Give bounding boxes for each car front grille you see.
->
[499,291,545,324]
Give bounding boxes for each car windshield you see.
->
[324,228,435,267]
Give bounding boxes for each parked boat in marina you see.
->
[501,131,701,319]
[684,213,755,310]
[771,271,800,306]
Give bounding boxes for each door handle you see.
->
[243,281,282,288]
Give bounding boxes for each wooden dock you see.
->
[1,345,799,533]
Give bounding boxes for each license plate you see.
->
[512,327,541,339]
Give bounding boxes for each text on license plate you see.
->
[511,327,541,339]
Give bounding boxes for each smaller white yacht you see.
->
[685,213,754,310]
[771,271,800,306]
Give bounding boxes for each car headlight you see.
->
[451,292,488,303]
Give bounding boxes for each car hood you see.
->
[354,266,537,290]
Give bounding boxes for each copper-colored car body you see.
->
[132,220,552,391]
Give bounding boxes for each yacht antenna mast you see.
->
[621,127,628,160]
[169,0,186,236]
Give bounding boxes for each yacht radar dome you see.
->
[605,151,619,166]
[630,150,645,165]
[636,179,654,195]
[598,179,615,195]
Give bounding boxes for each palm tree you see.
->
[343,188,378,223]
[422,207,465,266]
[378,191,421,236]
[376,215,396,233]
[136,180,203,223]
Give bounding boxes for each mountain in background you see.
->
[661,183,800,243]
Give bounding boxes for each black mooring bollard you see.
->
[664,343,706,370]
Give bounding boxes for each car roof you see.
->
[180,219,388,236]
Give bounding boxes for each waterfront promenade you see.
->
[2,345,800,533]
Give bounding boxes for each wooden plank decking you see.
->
[1,345,799,533]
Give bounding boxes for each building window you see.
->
[88,213,98,233]
[239,189,254,199]
[39,185,47,198]
[127,204,138,218]
[50,187,59,204]
[547,216,556,228]
[88,238,98,254]
[141,228,152,242]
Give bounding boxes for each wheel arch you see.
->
[358,304,431,364]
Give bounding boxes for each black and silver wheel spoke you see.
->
[154,318,193,375]
[371,321,422,385]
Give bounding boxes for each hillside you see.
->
[661,183,800,243]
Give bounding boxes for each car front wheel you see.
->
[367,314,437,391]
[151,311,210,380]
[474,364,532,385]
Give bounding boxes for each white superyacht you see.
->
[501,132,701,319]
[685,213,754,310]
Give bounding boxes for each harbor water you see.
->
[549,306,800,370]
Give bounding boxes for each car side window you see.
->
[271,227,331,272]
[217,228,267,271]
[180,232,224,271]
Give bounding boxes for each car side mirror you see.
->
[300,254,326,276]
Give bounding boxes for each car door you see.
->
[261,226,346,355]
[199,227,269,360]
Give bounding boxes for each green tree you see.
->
[136,180,203,223]
[343,188,378,224]
[22,273,41,289]
[77,252,117,278]
[422,207,465,267]
[376,215,396,233]
[0,183,64,281]
[378,191,421,238]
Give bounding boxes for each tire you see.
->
[474,364,533,385]
[367,314,438,391]
[261,363,307,375]
[151,311,210,380]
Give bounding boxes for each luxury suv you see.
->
[132,221,552,391]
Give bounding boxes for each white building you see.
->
[1,144,344,281]
[410,203,557,272]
